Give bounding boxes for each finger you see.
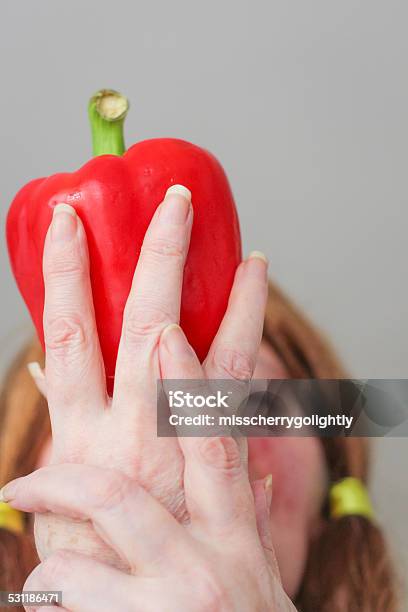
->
[251,475,280,576]
[42,203,106,414]
[159,324,203,380]
[204,252,268,381]
[27,361,47,398]
[159,324,209,438]
[180,434,258,542]
[24,551,133,612]
[159,327,253,533]
[24,552,185,612]
[3,464,190,574]
[113,185,193,404]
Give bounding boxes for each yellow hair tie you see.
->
[329,477,375,521]
[0,501,25,534]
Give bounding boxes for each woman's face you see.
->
[249,342,327,597]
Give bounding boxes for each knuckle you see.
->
[39,550,74,586]
[213,346,254,381]
[198,437,242,473]
[44,315,87,354]
[90,469,135,512]
[44,246,85,280]
[142,236,185,262]
[124,302,172,343]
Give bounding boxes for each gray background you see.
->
[1,0,407,590]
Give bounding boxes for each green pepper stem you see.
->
[88,89,129,156]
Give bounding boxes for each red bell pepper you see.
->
[6,90,242,394]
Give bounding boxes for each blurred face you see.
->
[249,342,327,597]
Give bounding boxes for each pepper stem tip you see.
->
[89,89,129,122]
[88,89,129,157]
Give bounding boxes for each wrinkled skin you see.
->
[32,187,267,568]
[29,187,326,603]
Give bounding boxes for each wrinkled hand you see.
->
[31,185,268,569]
[4,441,295,611]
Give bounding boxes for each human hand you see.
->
[3,438,295,611]
[31,185,268,568]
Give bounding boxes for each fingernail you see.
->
[247,251,268,280]
[160,184,191,224]
[166,184,192,201]
[249,250,268,264]
[51,203,77,242]
[0,480,18,502]
[161,323,194,358]
[264,474,273,510]
[27,362,45,381]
